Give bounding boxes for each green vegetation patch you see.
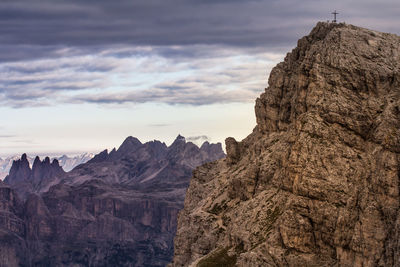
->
[197,247,237,267]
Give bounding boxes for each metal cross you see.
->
[332,10,339,23]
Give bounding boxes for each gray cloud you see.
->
[0,134,16,138]
[0,43,276,107]
[186,135,212,147]
[5,90,49,100]
[1,0,400,108]
[10,139,36,144]
[148,124,170,127]
[73,84,259,106]
[187,135,210,142]
[1,0,398,63]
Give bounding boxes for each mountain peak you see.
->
[88,149,109,163]
[51,159,60,167]
[44,157,50,165]
[116,136,143,155]
[120,136,142,147]
[33,156,41,167]
[4,154,31,185]
[21,153,28,162]
[173,23,400,266]
[199,141,210,150]
[170,134,186,147]
[256,21,400,139]
[175,134,185,141]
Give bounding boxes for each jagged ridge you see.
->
[4,154,65,199]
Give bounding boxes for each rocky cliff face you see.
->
[1,136,224,266]
[171,23,400,266]
[0,180,27,266]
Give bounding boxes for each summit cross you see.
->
[332,10,339,23]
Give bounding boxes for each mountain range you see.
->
[0,153,94,180]
[3,21,397,267]
[0,135,225,266]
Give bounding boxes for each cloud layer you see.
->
[1,0,399,52]
[0,45,282,107]
[1,0,400,107]
[0,0,304,49]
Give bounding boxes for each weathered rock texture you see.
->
[0,180,27,267]
[171,22,400,267]
[2,136,224,266]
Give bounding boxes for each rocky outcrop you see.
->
[1,135,225,266]
[171,23,400,266]
[4,154,65,199]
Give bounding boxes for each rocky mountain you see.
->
[0,153,94,180]
[1,135,224,266]
[4,154,66,200]
[171,23,400,266]
[65,135,225,189]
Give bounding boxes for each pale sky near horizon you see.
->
[1,0,400,158]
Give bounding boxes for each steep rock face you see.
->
[4,155,66,199]
[0,181,28,267]
[172,23,400,266]
[22,180,181,266]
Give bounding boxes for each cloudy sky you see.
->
[1,0,399,157]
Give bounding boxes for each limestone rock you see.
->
[225,137,241,165]
[171,22,400,267]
